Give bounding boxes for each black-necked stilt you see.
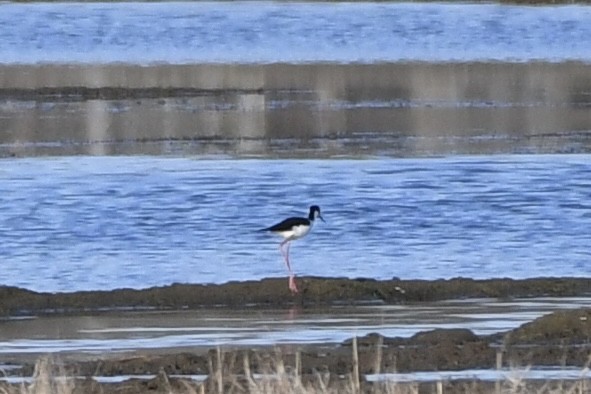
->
[261,205,325,294]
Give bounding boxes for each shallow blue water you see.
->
[1,2,591,64]
[1,155,590,292]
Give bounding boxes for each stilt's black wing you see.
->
[261,217,309,232]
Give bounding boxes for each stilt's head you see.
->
[308,205,325,223]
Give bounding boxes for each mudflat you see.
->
[3,277,591,315]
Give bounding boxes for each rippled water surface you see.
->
[1,2,591,63]
[1,155,590,292]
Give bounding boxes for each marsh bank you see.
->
[1,62,590,157]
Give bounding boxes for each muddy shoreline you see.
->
[2,277,591,316]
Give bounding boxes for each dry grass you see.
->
[203,341,420,394]
[0,357,73,394]
[1,340,591,394]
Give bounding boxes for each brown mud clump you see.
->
[504,308,591,345]
[501,309,591,368]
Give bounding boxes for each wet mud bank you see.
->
[1,309,591,393]
[2,276,591,316]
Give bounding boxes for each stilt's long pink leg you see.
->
[285,242,291,266]
[280,240,293,274]
[280,240,298,294]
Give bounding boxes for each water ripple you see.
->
[0,155,590,292]
[1,2,591,64]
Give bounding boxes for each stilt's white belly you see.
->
[279,224,311,240]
